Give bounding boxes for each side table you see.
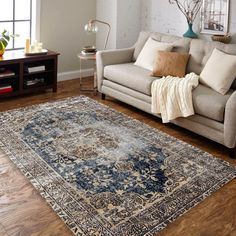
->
[78,53,97,94]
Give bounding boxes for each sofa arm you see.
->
[96,47,134,92]
[224,91,236,148]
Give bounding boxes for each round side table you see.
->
[78,53,97,94]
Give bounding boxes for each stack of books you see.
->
[24,78,45,88]
[0,84,13,94]
[0,68,14,95]
[81,46,97,55]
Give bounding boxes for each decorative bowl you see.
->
[211,34,232,44]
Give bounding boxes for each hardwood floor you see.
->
[0,78,235,236]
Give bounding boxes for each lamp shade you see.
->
[84,22,98,33]
[84,19,111,50]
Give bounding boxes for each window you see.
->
[0,0,40,50]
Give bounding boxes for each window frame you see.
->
[0,0,41,50]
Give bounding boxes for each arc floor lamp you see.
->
[84,19,111,50]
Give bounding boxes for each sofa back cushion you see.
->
[134,31,236,90]
[133,31,191,61]
[187,39,236,90]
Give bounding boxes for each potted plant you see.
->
[0,30,17,56]
[169,0,202,38]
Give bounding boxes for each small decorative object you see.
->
[169,0,202,38]
[25,40,47,55]
[0,30,17,56]
[201,0,229,35]
[84,19,111,50]
[211,34,232,44]
[83,46,97,53]
[81,46,97,55]
[25,39,30,53]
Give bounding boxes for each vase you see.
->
[183,23,198,39]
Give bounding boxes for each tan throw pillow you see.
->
[200,48,236,95]
[152,51,190,77]
[134,37,173,71]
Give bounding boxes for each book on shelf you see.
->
[0,84,13,94]
[25,65,46,73]
[0,69,15,78]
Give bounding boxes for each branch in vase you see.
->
[169,0,202,24]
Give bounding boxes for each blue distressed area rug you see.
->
[0,96,235,236]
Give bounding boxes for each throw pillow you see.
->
[152,51,190,77]
[134,37,173,71]
[200,48,236,95]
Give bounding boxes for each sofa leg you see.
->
[101,93,106,100]
[229,148,236,159]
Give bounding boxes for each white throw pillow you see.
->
[200,48,236,95]
[134,37,173,71]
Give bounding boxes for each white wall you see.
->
[116,0,141,49]
[141,0,236,43]
[96,0,117,50]
[96,0,141,49]
[40,0,236,78]
[97,0,236,50]
[40,0,96,73]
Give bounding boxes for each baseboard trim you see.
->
[58,69,94,82]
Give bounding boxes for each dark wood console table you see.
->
[0,50,59,98]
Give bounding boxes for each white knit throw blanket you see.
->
[151,72,199,123]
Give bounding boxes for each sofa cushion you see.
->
[200,48,236,95]
[104,63,232,122]
[193,84,233,122]
[133,31,191,61]
[134,37,173,71]
[187,39,236,90]
[104,63,156,95]
[152,51,190,77]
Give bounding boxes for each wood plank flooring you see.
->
[0,78,235,236]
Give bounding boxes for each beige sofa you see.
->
[96,32,236,157]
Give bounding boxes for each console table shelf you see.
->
[0,50,59,98]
